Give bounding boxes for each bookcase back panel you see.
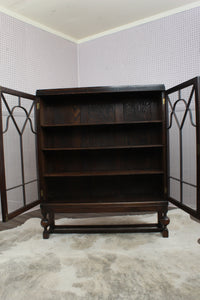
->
[45,174,164,203]
[41,92,162,125]
[43,124,162,148]
[44,148,163,173]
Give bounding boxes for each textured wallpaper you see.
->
[0,12,78,94]
[78,7,200,89]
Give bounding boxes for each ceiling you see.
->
[0,0,200,43]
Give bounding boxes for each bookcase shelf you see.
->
[41,120,163,127]
[42,144,164,151]
[44,170,164,178]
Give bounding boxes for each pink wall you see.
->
[78,7,200,89]
[0,12,78,94]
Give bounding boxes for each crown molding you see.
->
[0,6,78,44]
[77,1,200,44]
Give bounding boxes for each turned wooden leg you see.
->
[41,210,50,239]
[159,211,170,238]
[49,212,55,233]
[157,211,162,228]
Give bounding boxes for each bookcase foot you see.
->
[162,229,169,238]
[41,218,50,239]
[41,209,53,239]
[158,211,170,238]
[43,230,50,239]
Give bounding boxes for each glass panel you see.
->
[25,181,38,205]
[182,96,196,186]
[23,116,37,183]
[7,187,23,213]
[183,184,196,210]
[168,115,180,180]
[169,178,180,202]
[3,114,23,189]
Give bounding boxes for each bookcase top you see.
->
[36,84,165,96]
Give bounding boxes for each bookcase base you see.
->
[40,201,169,239]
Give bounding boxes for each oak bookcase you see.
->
[36,85,169,238]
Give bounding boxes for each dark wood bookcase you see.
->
[36,85,169,238]
[1,77,200,239]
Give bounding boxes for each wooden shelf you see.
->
[42,145,164,151]
[47,196,164,203]
[41,120,163,128]
[44,170,164,178]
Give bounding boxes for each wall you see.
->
[78,7,200,89]
[0,12,78,94]
[0,11,78,218]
